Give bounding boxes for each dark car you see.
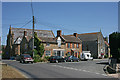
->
[20,54,34,63]
[48,56,66,63]
[10,56,16,60]
[65,56,79,62]
[16,55,21,61]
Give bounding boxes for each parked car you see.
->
[80,51,93,61]
[20,54,33,63]
[10,56,16,60]
[65,56,80,62]
[48,56,66,63]
[16,55,21,61]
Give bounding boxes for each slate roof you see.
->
[39,37,57,43]
[62,35,82,43]
[77,32,101,41]
[11,28,55,44]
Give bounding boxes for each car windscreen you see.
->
[24,55,31,58]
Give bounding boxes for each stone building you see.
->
[5,27,82,58]
[5,26,54,58]
[77,32,105,58]
[29,30,82,58]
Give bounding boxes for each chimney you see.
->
[57,30,62,37]
[24,31,27,37]
[73,33,78,37]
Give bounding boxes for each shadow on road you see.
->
[96,62,109,65]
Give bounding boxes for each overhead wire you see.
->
[19,19,32,29]
[35,18,78,33]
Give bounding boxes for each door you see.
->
[57,51,61,56]
[75,52,77,57]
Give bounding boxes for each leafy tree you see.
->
[34,32,44,57]
[109,32,120,63]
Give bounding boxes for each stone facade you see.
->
[77,32,106,59]
[5,27,82,58]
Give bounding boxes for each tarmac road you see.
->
[2,59,118,79]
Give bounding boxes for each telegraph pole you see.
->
[32,16,34,58]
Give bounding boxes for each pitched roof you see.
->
[38,37,57,43]
[11,28,55,44]
[77,32,101,41]
[62,35,82,43]
[14,36,23,44]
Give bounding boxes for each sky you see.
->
[2,2,118,45]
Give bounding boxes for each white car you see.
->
[80,51,93,61]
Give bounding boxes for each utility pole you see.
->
[32,16,34,58]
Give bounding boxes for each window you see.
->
[62,51,64,56]
[45,50,51,56]
[46,43,50,47]
[77,44,79,48]
[57,37,61,47]
[68,52,71,55]
[25,43,27,50]
[68,43,70,48]
[72,43,74,48]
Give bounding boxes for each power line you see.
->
[35,19,77,32]
[19,19,32,28]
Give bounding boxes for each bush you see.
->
[66,53,70,57]
[44,56,50,61]
[33,54,41,63]
[39,58,47,62]
[104,55,108,58]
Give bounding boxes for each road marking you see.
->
[51,64,108,77]
[101,74,107,76]
[95,73,100,74]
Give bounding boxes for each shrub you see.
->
[104,55,108,58]
[44,56,50,61]
[33,54,41,63]
[66,53,70,57]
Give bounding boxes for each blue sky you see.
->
[2,2,118,45]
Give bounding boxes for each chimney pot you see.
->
[24,31,27,36]
[73,33,78,37]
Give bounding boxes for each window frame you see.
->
[72,43,74,48]
[45,50,51,56]
[77,44,79,48]
[46,43,50,47]
[68,43,70,48]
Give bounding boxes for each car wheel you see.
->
[21,60,24,63]
[77,60,79,62]
[71,60,73,62]
[56,60,58,63]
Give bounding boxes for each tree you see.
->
[109,32,120,63]
[34,32,44,57]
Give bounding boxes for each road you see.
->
[2,59,117,79]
